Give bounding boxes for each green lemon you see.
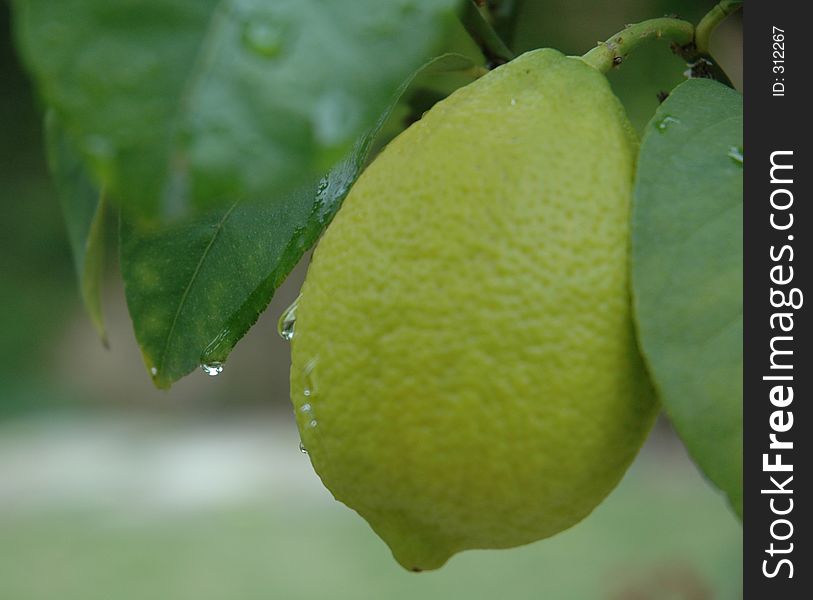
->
[289,48,657,571]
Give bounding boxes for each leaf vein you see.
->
[157,201,240,375]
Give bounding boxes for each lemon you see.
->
[289,48,656,571]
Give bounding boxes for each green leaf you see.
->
[120,157,350,389]
[632,79,743,516]
[120,51,476,388]
[45,111,107,343]
[12,0,460,216]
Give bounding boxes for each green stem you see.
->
[695,0,743,54]
[581,17,694,73]
[460,0,515,67]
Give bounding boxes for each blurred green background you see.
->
[1,1,741,598]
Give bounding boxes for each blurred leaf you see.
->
[0,3,77,385]
[488,0,525,48]
[632,79,742,516]
[121,52,477,388]
[45,111,107,343]
[12,0,460,217]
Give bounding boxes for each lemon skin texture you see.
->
[290,48,657,571]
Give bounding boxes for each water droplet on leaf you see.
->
[278,296,300,341]
[313,153,356,224]
[241,18,289,59]
[655,115,680,132]
[201,362,224,377]
[299,441,308,454]
[727,146,743,166]
[312,90,361,147]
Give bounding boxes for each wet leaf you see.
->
[12,0,460,216]
[45,111,107,343]
[120,154,356,389]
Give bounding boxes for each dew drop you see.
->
[727,145,744,166]
[314,162,353,225]
[510,98,517,106]
[312,90,361,147]
[302,359,318,398]
[241,18,289,59]
[150,367,158,376]
[201,362,224,377]
[298,404,316,430]
[656,116,680,132]
[278,296,300,341]
[299,441,308,454]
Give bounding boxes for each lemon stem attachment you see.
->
[694,0,743,55]
[581,18,694,74]
[460,0,515,68]
[582,2,741,88]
